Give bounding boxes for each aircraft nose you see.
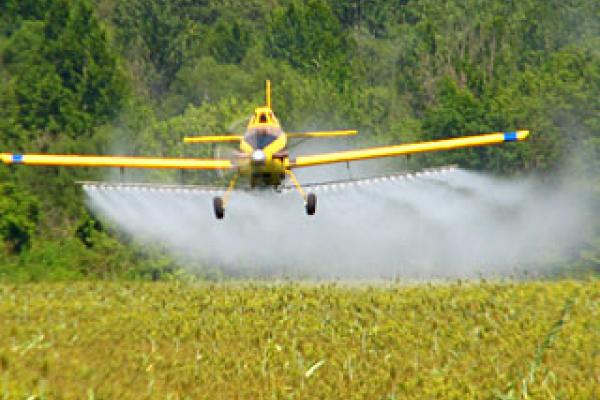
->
[251,149,266,163]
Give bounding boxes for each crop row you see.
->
[0,280,598,399]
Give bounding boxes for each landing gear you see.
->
[212,173,239,220]
[305,192,317,216]
[213,196,224,219]
[286,169,317,216]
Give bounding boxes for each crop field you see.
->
[0,280,598,399]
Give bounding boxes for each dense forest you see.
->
[0,0,598,280]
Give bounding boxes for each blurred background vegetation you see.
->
[0,0,598,280]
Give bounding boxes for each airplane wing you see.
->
[0,153,234,170]
[287,131,529,168]
[287,130,358,138]
[183,135,242,143]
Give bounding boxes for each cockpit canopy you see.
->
[244,126,281,149]
[245,106,282,149]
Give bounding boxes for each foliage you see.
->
[266,0,353,84]
[113,0,190,94]
[1,0,126,139]
[0,281,597,397]
[208,19,253,64]
[0,0,51,36]
[0,183,39,253]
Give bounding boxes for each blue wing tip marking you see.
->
[504,131,517,142]
[12,154,23,163]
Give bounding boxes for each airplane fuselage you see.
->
[239,106,289,188]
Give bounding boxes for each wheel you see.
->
[213,196,225,219]
[305,193,316,216]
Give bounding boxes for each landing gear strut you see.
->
[286,170,317,216]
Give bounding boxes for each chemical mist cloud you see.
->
[83,168,592,279]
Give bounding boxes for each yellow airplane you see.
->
[0,80,529,219]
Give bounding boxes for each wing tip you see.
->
[516,130,530,140]
[0,153,20,164]
[504,130,530,142]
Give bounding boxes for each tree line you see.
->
[0,0,598,279]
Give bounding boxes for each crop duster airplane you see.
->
[1,81,529,219]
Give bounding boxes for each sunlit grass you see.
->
[0,280,598,399]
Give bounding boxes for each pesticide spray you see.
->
[83,167,592,279]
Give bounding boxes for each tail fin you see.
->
[266,80,271,109]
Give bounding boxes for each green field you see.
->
[0,280,598,399]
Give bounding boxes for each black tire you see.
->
[305,193,316,216]
[213,196,225,219]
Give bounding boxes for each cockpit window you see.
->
[259,113,268,123]
[245,129,277,149]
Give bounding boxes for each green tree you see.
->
[0,0,51,35]
[1,0,126,139]
[419,78,491,169]
[266,0,353,85]
[113,0,190,94]
[0,183,39,253]
[209,19,252,64]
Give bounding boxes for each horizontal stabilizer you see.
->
[287,130,358,138]
[183,135,242,143]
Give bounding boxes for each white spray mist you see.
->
[83,168,592,279]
